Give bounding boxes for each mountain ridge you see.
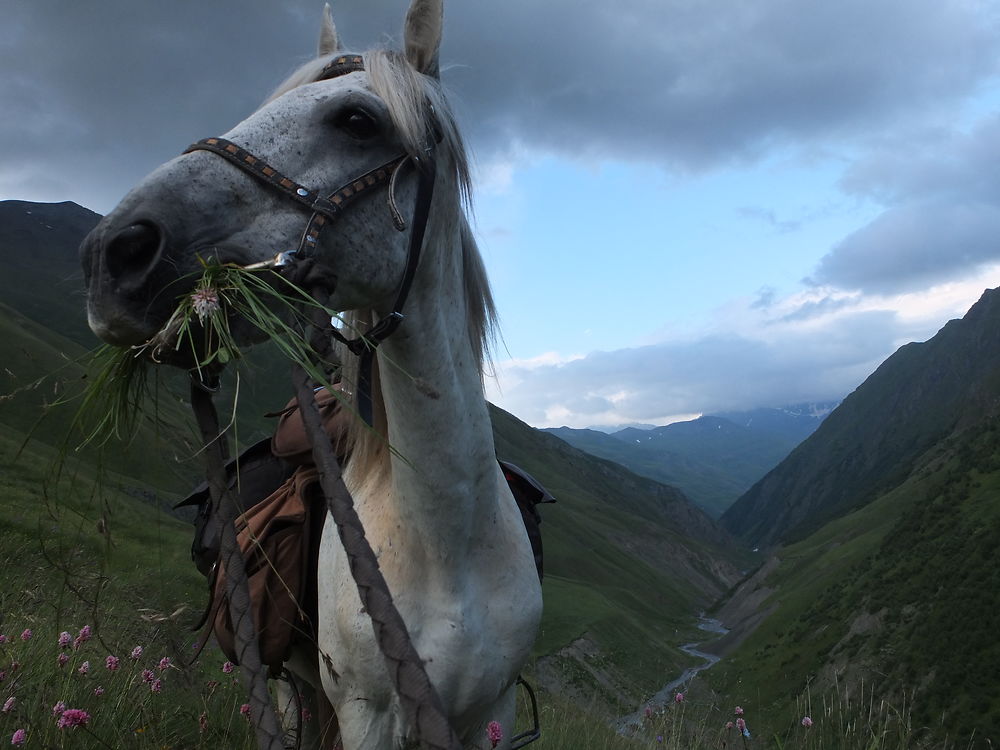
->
[544,405,830,517]
[722,287,1000,546]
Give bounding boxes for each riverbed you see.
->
[613,616,729,734]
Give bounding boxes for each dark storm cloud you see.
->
[810,115,1000,293]
[2,0,998,211]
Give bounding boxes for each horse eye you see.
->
[336,108,379,140]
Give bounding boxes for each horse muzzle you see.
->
[80,216,182,346]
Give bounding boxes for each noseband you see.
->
[183,54,437,423]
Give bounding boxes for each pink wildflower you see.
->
[487,720,503,748]
[18,630,30,642]
[0,672,5,682]
[644,706,653,720]
[58,631,71,649]
[141,669,155,683]
[191,287,221,322]
[736,718,746,731]
[10,729,26,747]
[57,708,91,729]
[2,697,15,714]
[130,645,143,660]
[73,625,92,650]
[150,679,162,694]
[52,701,66,717]
[734,706,744,716]
[240,703,252,722]
[726,721,734,730]
[198,712,208,733]
[157,656,171,671]
[57,653,69,668]
[105,655,120,672]
[801,716,813,728]
[78,661,90,675]
[301,707,312,723]
[93,687,105,697]
[0,635,6,644]
[222,661,235,674]
[674,692,684,703]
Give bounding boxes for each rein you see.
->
[185,54,460,750]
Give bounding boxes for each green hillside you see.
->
[702,290,1000,747]
[706,420,1000,745]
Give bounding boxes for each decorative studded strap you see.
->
[184,138,345,223]
[184,138,406,239]
[296,155,408,256]
[317,54,366,81]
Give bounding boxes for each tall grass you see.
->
[523,681,983,750]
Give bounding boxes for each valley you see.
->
[2,199,999,747]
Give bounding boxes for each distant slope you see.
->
[722,287,1000,546]
[709,402,836,444]
[0,200,101,347]
[491,405,746,707]
[545,406,829,517]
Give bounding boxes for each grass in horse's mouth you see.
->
[73,259,346,448]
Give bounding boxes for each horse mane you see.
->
[266,48,497,478]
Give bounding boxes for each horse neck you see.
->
[370,202,497,543]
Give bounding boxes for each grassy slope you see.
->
[491,406,749,709]
[705,422,1000,745]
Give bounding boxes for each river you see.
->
[613,616,729,734]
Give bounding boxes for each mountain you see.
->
[1,199,745,715]
[545,405,830,517]
[722,288,1000,547]
[704,289,1000,744]
[709,402,837,445]
[0,200,101,347]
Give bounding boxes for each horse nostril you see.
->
[105,222,164,284]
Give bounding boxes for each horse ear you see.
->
[318,3,340,57]
[403,0,442,78]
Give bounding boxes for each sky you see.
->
[3,1,1000,428]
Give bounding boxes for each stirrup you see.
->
[511,676,541,749]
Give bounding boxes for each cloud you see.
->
[441,0,1000,169]
[810,201,1000,294]
[491,309,899,427]
[488,277,996,428]
[3,1,999,211]
[809,115,1000,293]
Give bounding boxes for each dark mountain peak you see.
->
[0,199,102,347]
[721,286,1000,546]
[1,199,101,225]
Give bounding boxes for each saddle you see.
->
[179,389,554,675]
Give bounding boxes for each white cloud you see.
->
[489,272,998,427]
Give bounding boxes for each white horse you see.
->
[80,2,543,748]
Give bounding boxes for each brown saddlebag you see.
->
[211,467,320,676]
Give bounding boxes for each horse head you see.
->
[80,0,466,356]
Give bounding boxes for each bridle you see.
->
[183,54,438,423]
